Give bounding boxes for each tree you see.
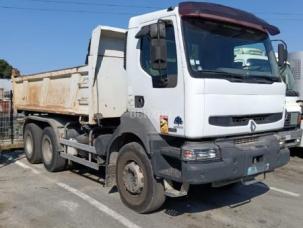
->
[0,59,13,79]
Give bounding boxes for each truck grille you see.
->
[209,113,283,127]
[234,136,259,145]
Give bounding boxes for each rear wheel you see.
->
[24,123,42,164]
[41,127,66,172]
[116,142,165,213]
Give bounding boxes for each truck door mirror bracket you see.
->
[150,20,166,39]
[278,43,288,67]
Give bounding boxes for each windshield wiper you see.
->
[200,70,281,84]
[248,75,280,83]
[201,70,246,82]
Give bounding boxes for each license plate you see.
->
[247,163,269,176]
[285,135,291,141]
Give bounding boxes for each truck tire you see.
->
[41,127,66,172]
[116,142,165,213]
[24,123,42,164]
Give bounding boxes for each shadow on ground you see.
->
[290,148,303,159]
[0,150,24,169]
[70,164,106,185]
[1,150,270,216]
[162,182,269,216]
[70,164,270,216]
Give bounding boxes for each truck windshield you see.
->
[182,17,280,81]
[246,59,271,72]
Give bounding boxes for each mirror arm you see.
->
[271,39,288,51]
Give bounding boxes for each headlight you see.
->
[274,134,287,149]
[182,146,221,161]
[279,138,286,149]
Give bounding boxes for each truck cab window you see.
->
[140,24,178,88]
[183,18,280,81]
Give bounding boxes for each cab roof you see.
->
[129,2,280,36]
[179,2,280,35]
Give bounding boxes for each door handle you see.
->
[135,96,145,108]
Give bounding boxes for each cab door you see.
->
[127,16,185,136]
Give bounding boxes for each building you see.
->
[0,79,11,100]
[288,51,303,99]
[0,79,12,91]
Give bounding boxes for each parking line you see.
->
[15,160,41,175]
[57,182,141,228]
[2,154,41,175]
[269,187,301,198]
[256,182,301,198]
[3,155,141,228]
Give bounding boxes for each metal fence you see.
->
[0,90,23,152]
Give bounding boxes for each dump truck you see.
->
[13,2,290,213]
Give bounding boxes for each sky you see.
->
[0,0,303,74]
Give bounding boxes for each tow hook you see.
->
[242,173,266,186]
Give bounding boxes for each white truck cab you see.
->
[128,5,285,138]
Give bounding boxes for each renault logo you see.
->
[250,121,257,132]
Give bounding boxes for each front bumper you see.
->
[277,128,302,148]
[182,134,289,185]
[153,133,290,185]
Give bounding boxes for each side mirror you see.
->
[278,43,288,66]
[150,21,167,70]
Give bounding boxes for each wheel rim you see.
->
[42,135,53,164]
[122,161,144,195]
[25,133,33,157]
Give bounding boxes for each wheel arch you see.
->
[23,116,68,153]
[107,132,147,165]
[106,112,160,165]
[24,116,66,139]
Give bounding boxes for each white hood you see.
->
[184,78,286,138]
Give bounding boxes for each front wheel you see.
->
[116,142,165,213]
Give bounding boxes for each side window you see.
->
[140,23,178,88]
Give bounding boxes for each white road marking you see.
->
[257,182,301,198]
[2,154,41,175]
[3,155,142,228]
[269,186,301,197]
[57,182,141,228]
[15,160,41,175]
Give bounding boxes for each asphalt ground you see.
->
[0,150,302,228]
